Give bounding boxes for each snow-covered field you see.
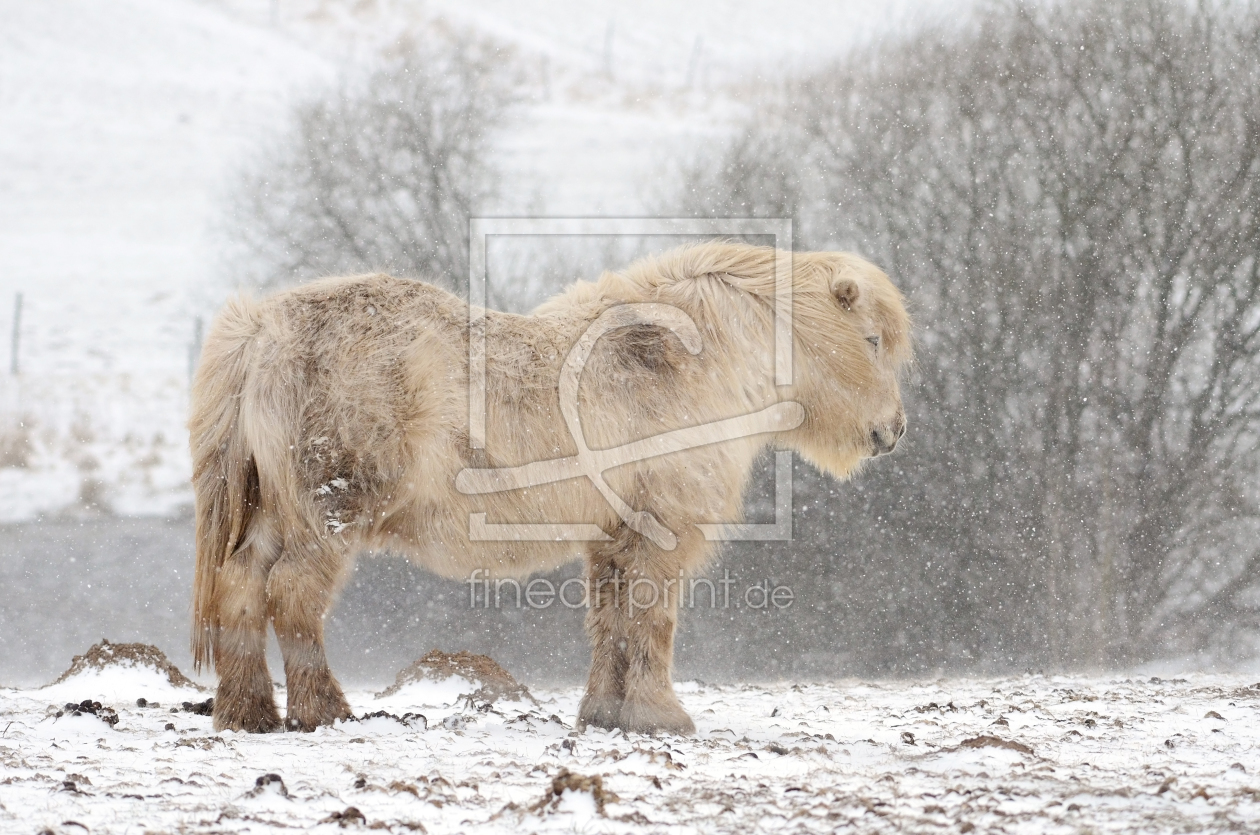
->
[3,647,1259,834]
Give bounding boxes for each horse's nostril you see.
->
[870,429,896,455]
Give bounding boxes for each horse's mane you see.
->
[535,241,911,364]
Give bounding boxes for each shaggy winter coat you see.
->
[190,242,910,734]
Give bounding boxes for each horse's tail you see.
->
[189,296,265,673]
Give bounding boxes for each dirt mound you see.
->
[532,768,619,816]
[48,639,199,690]
[376,649,532,703]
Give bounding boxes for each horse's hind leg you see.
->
[266,536,353,731]
[212,515,283,733]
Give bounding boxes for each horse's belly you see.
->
[372,510,590,581]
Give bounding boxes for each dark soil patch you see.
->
[54,699,119,726]
[958,734,1034,755]
[48,639,200,690]
[178,698,214,716]
[244,773,289,799]
[376,649,533,704]
[321,807,367,827]
[355,710,428,729]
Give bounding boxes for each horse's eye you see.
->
[866,335,880,349]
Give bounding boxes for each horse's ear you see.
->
[831,271,861,312]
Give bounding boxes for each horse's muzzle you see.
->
[870,415,907,456]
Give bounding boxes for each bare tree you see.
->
[229,33,521,296]
[681,0,1260,670]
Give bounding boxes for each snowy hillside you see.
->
[0,0,960,521]
[3,645,1258,833]
[0,0,330,519]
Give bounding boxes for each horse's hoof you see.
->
[212,702,283,734]
[285,694,353,731]
[576,695,624,732]
[617,699,696,736]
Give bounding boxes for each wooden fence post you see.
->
[189,315,203,386]
[9,292,22,376]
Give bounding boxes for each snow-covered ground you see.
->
[3,650,1259,834]
[0,0,962,522]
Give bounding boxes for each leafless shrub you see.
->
[681,0,1260,668]
[0,419,33,469]
[76,477,110,514]
[228,31,522,295]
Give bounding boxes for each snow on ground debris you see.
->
[40,640,206,704]
[2,663,1259,833]
[375,649,535,705]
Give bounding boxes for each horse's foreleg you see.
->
[211,520,283,733]
[266,540,352,731]
[578,551,631,730]
[579,533,697,736]
[618,566,694,735]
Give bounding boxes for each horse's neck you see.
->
[686,292,780,412]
